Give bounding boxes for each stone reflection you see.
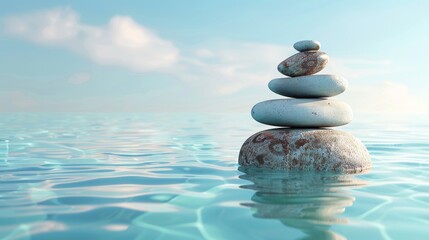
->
[239,167,368,240]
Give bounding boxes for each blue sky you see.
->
[1,0,428,117]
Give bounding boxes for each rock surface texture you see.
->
[241,40,371,172]
[268,75,347,98]
[293,40,321,52]
[251,99,352,127]
[239,129,371,173]
[277,51,329,77]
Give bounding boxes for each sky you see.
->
[1,0,429,118]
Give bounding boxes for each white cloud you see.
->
[4,7,293,95]
[339,81,429,117]
[319,56,429,117]
[177,42,293,95]
[5,7,179,71]
[4,7,79,44]
[4,7,429,117]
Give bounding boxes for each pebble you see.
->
[251,99,352,127]
[268,74,348,98]
[277,51,329,77]
[238,128,371,173]
[239,40,371,173]
[293,40,321,52]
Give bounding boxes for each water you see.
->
[0,113,428,240]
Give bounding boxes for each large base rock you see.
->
[238,128,371,173]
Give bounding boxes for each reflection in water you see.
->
[0,139,9,163]
[239,167,368,240]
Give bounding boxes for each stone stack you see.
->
[239,40,371,173]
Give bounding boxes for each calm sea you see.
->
[0,113,428,240]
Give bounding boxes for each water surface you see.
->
[0,113,428,240]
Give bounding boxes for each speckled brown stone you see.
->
[238,128,371,173]
[277,51,329,77]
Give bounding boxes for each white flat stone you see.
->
[293,40,321,52]
[268,75,348,98]
[251,99,353,127]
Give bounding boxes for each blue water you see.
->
[1,113,428,240]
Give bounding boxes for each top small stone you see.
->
[293,40,321,52]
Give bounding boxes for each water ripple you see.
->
[1,113,429,240]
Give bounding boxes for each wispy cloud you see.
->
[3,7,293,95]
[4,7,179,71]
[177,42,293,95]
[67,72,91,85]
[322,57,395,79]
[339,81,429,117]
[3,7,428,116]
[0,91,38,111]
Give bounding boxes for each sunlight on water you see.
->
[0,113,428,240]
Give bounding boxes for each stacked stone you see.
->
[239,40,371,173]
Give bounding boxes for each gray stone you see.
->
[268,74,348,98]
[251,99,352,127]
[238,128,371,173]
[293,40,321,52]
[278,51,329,77]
